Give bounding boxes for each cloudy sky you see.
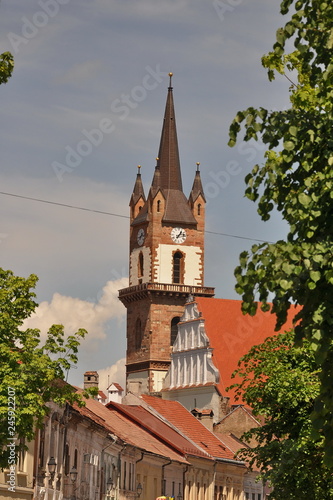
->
[0,0,291,392]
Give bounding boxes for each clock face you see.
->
[137,228,145,246]
[171,227,187,244]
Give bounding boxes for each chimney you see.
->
[191,408,214,432]
[83,371,99,390]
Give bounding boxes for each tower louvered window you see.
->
[173,251,183,284]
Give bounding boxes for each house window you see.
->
[138,252,144,278]
[74,449,78,469]
[18,438,25,471]
[171,316,181,346]
[38,426,45,469]
[129,462,132,491]
[172,251,184,284]
[64,444,70,475]
[135,318,142,350]
[123,461,127,490]
[157,200,161,212]
[198,203,201,215]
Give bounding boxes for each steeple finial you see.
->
[168,72,173,88]
[156,75,182,192]
[196,162,200,172]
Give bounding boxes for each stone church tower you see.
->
[119,74,214,395]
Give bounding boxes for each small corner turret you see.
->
[129,165,146,223]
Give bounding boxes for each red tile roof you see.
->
[216,433,245,456]
[72,396,187,464]
[106,401,207,458]
[98,391,107,400]
[141,396,240,463]
[112,383,123,391]
[195,297,297,404]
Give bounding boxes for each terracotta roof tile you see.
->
[141,396,239,462]
[107,382,123,391]
[195,297,297,404]
[73,397,187,463]
[106,402,204,458]
[217,433,245,456]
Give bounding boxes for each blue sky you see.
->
[0,0,291,391]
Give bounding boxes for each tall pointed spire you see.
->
[189,162,206,203]
[130,165,145,205]
[156,73,183,192]
[132,75,197,226]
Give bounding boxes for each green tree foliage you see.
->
[229,0,333,463]
[232,331,333,499]
[0,52,14,84]
[0,268,90,469]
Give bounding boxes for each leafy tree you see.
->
[0,52,14,84]
[0,268,90,469]
[229,0,333,462]
[232,331,333,500]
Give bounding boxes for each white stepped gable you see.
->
[165,296,220,389]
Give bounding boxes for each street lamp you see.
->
[69,466,78,484]
[47,457,57,481]
[136,483,143,497]
[107,477,113,492]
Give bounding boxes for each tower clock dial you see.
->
[171,227,187,244]
[137,228,145,246]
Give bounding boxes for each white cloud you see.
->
[23,277,128,342]
[98,358,126,394]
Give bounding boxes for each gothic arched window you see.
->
[171,316,181,346]
[138,252,144,278]
[173,251,184,284]
[197,203,201,215]
[135,318,142,350]
[157,199,161,212]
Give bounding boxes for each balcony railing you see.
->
[119,282,215,298]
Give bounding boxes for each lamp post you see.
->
[136,483,143,498]
[107,477,114,498]
[69,466,78,500]
[47,456,57,489]
[47,457,57,481]
[70,467,78,484]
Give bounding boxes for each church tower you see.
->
[119,74,214,395]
